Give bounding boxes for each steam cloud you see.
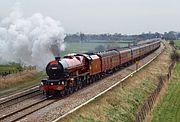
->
[0,5,65,69]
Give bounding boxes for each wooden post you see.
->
[136,61,139,70]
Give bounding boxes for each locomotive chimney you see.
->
[55,56,61,61]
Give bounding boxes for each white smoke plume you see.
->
[0,4,66,69]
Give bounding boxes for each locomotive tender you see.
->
[40,41,161,97]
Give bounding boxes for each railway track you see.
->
[0,88,45,122]
[0,96,60,122]
[0,86,39,102]
[0,88,41,110]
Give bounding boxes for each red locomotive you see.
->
[40,41,161,97]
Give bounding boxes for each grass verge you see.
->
[151,63,180,122]
[59,42,172,122]
[0,70,46,97]
[175,40,180,49]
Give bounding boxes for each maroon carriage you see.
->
[97,50,119,73]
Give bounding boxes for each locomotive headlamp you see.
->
[41,82,43,85]
[58,82,61,85]
[51,83,53,85]
[61,81,65,85]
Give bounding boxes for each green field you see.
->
[173,40,180,58]
[175,40,180,49]
[61,42,128,56]
[152,63,180,122]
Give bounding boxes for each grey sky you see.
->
[0,0,179,34]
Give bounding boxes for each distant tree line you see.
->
[65,31,180,42]
[162,31,180,40]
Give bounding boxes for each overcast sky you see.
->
[0,0,179,34]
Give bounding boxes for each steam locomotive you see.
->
[40,41,161,97]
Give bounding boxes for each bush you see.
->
[169,40,175,46]
[171,50,180,61]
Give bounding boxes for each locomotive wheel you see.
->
[69,87,74,94]
[74,85,78,92]
[45,91,50,98]
[60,90,65,97]
[86,78,90,85]
[78,81,83,89]
[97,74,101,80]
[89,77,93,84]
[65,87,70,96]
[82,80,86,87]
[93,76,96,82]
[42,91,45,95]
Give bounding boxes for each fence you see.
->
[133,61,176,122]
